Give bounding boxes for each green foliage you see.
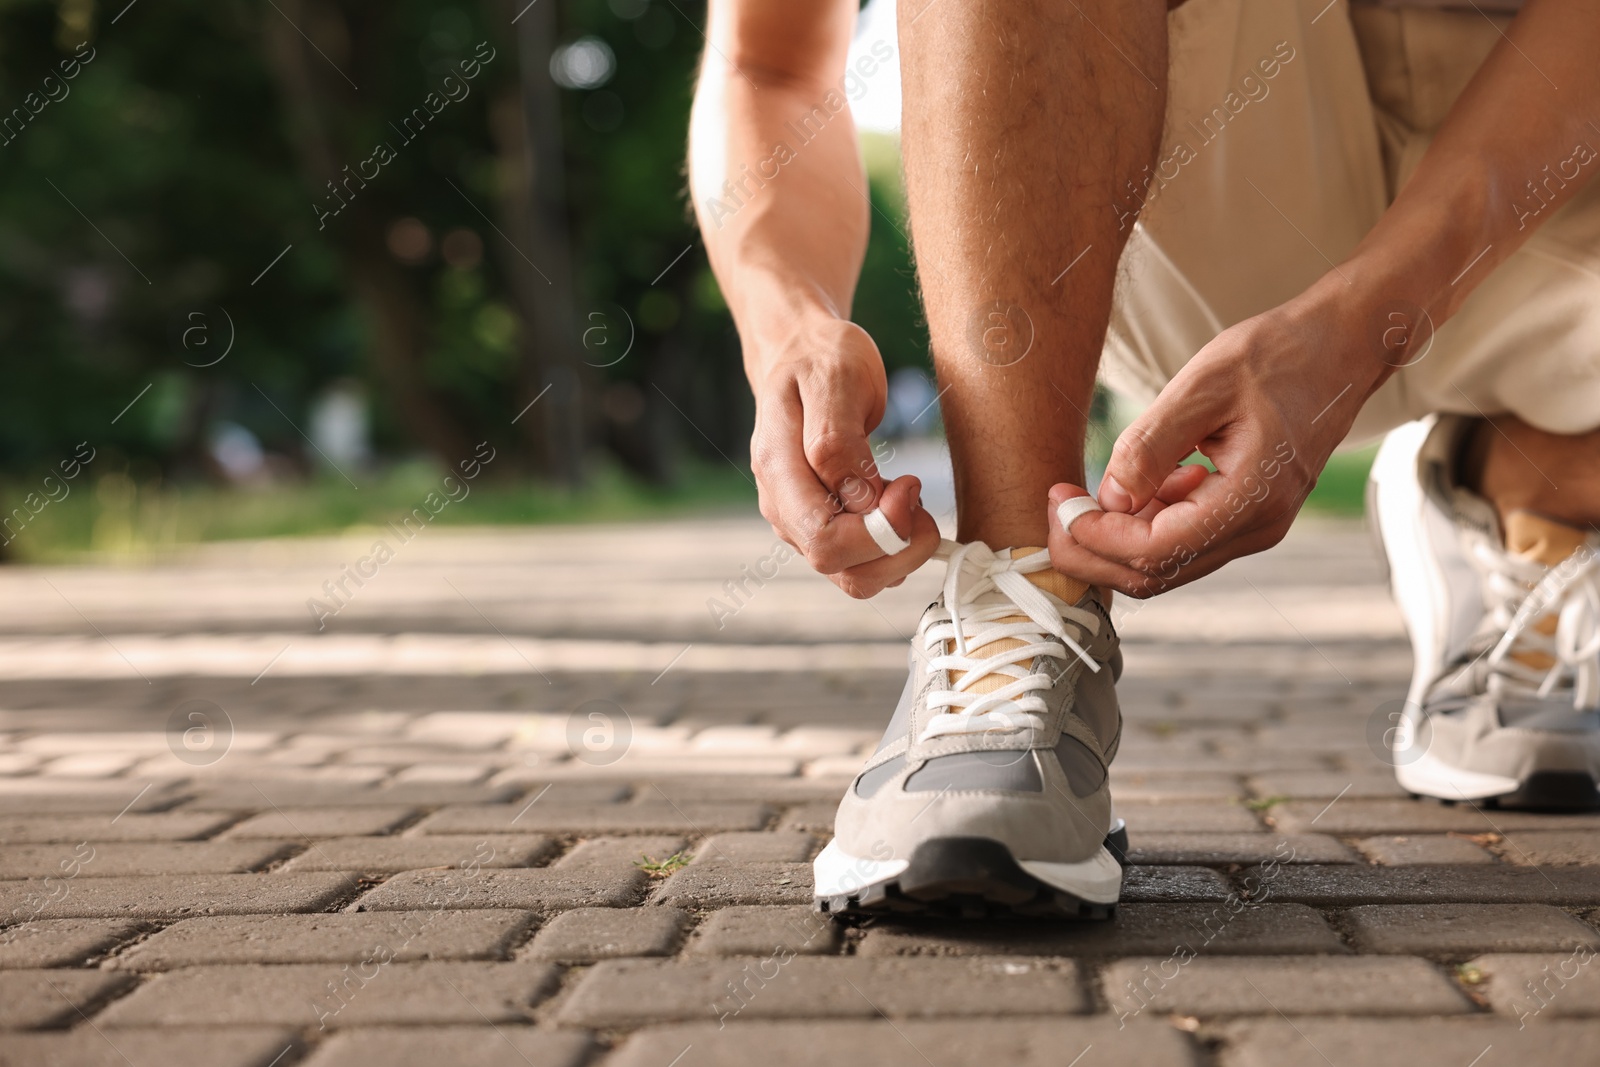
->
[0,457,755,562]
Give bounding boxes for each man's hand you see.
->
[752,318,941,598]
[1047,285,1383,597]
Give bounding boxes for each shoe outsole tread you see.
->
[815,827,1128,922]
[1410,771,1600,812]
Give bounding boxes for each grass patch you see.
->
[634,851,691,878]
[1302,445,1377,517]
[0,459,756,563]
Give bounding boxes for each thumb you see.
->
[1102,399,1213,514]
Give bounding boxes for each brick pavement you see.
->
[1,517,1598,1065]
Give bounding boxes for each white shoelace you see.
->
[917,540,1102,742]
[1475,540,1600,710]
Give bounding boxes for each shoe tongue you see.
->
[1013,547,1090,603]
[948,548,1087,698]
[1505,509,1588,566]
[1501,512,1587,671]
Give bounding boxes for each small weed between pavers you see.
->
[1457,963,1486,985]
[635,852,690,878]
[1245,795,1290,812]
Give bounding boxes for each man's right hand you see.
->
[750,318,941,599]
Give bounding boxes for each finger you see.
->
[832,481,942,597]
[1101,387,1220,514]
[1066,465,1284,576]
[755,403,893,575]
[1155,463,1211,503]
[1046,486,1169,596]
[800,405,886,515]
[1133,463,1211,521]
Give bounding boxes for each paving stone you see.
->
[1342,904,1600,956]
[1122,866,1236,903]
[114,911,537,970]
[0,919,146,968]
[1351,834,1496,865]
[1466,952,1600,1020]
[353,867,648,914]
[529,755,804,777]
[692,831,817,864]
[0,783,185,816]
[0,969,135,1028]
[605,1019,1199,1067]
[636,777,852,804]
[654,862,812,907]
[0,841,295,879]
[524,906,688,961]
[558,956,1085,1026]
[0,812,237,844]
[403,711,543,746]
[0,872,354,920]
[1267,798,1600,835]
[1127,833,1357,865]
[1218,1018,1600,1067]
[181,783,523,808]
[299,1027,593,1067]
[1118,800,1262,833]
[416,801,769,835]
[1103,955,1469,1018]
[1497,830,1600,866]
[134,760,392,785]
[858,904,1346,957]
[1106,773,1245,801]
[391,764,493,784]
[0,1027,300,1067]
[1246,772,1408,800]
[555,836,688,869]
[1244,864,1600,907]
[686,905,841,957]
[279,834,557,874]
[98,962,560,1027]
[776,802,837,833]
[219,806,418,839]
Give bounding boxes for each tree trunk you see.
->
[260,0,477,469]
[495,0,587,487]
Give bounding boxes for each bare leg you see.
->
[1467,416,1600,528]
[899,0,1168,549]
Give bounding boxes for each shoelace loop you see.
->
[917,540,1101,742]
[1476,541,1600,711]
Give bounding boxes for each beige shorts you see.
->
[1102,0,1600,443]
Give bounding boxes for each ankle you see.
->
[1471,416,1600,530]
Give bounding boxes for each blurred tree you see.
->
[0,0,919,496]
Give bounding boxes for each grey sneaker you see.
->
[812,542,1127,919]
[1370,415,1600,809]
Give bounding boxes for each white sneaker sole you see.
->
[812,820,1126,919]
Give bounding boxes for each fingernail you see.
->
[1100,476,1133,513]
